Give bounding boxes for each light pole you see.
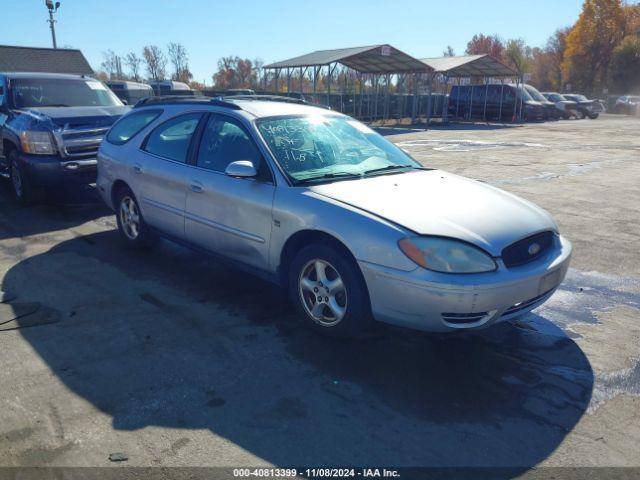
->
[45,0,61,49]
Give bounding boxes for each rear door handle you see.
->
[133,164,143,174]
[189,181,204,193]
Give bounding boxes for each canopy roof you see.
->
[420,54,516,77]
[265,45,431,74]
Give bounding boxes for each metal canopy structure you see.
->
[418,55,522,123]
[264,45,432,123]
[420,54,516,77]
[265,44,430,74]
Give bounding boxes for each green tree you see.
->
[609,35,640,92]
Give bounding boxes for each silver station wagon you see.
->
[97,96,572,336]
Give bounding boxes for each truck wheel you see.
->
[8,151,34,206]
[115,186,158,249]
[289,243,372,337]
[588,112,599,119]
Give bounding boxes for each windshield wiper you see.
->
[39,104,71,107]
[363,164,416,176]
[292,172,363,185]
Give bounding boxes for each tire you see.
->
[588,112,599,119]
[8,150,34,206]
[562,112,571,120]
[578,110,586,119]
[288,243,372,337]
[114,186,158,249]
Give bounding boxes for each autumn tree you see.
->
[562,0,627,94]
[143,45,167,82]
[101,50,120,79]
[465,34,505,59]
[168,42,192,83]
[212,56,258,89]
[125,52,142,81]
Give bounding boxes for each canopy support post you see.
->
[483,78,489,122]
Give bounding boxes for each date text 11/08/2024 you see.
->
[232,468,401,478]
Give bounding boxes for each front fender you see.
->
[270,187,417,273]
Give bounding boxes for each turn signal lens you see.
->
[19,131,57,155]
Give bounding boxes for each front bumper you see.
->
[19,153,97,187]
[359,234,572,332]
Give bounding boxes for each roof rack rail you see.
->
[133,95,242,110]
[223,94,332,109]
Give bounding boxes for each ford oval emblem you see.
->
[528,243,541,255]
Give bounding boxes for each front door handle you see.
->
[133,164,143,174]
[189,181,204,193]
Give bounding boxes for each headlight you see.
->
[398,236,497,273]
[19,131,57,155]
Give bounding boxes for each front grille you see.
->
[54,127,109,159]
[441,312,489,325]
[502,231,554,268]
[501,290,553,317]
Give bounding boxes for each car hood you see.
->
[17,106,130,129]
[310,170,557,256]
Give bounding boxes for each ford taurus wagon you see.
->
[97,96,572,336]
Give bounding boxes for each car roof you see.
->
[106,80,153,89]
[1,71,94,80]
[228,99,338,118]
[134,96,339,119]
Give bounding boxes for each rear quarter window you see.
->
[106,109,163,145]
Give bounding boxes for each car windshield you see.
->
[517,87,535,101]
[547,93,565,102]
[256,115,421,184]
[10,78,123,108]
[525,85,547,102]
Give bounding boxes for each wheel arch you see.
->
[110,179,132,208]
[278,229,366,291]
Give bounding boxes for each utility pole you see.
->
[45,0,61,49]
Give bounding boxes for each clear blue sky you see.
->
[2,0,583,83]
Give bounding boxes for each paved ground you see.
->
[0,114,638,474]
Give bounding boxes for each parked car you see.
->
[224,89,256,96]
[97,95,571,336]
[562,94,602,119]
[524,84,561,120]
[448,84,545,121]
[106,80,154,105]
[0,72,129,204]
[614,95,640,115]
[148,80,193,96]
[541,92,579,119]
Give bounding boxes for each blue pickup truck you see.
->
[0,72,129,204]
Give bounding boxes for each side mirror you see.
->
[121,99,128,105]
[225,160,257,178]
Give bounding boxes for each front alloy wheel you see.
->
[11,162,23,200]
[299,259,348,326]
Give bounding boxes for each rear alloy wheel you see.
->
[289,244,372,337]
[115,187,157,249]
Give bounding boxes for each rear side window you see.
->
[143,112,202,163]
[107,109,162,145]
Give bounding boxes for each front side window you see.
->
[196,115,263,175]
[107,109,162,145]
[257,115,420,184]
[143,113,202,163]
[10,78,122,108]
